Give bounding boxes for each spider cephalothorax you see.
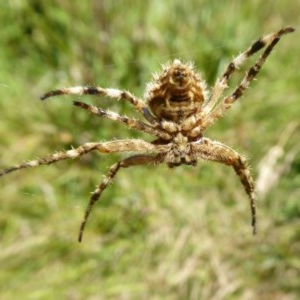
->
[0,27,294,241]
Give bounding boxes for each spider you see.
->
[0,27,294,242]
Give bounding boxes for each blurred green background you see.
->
[0,1,300,299]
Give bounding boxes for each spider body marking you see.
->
[0,27,294,241]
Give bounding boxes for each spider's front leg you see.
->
[0,140,159,177]
[78,154,162,242]
[193,138,256,234]
[0,142,103,177]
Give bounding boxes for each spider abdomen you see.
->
[145,59,208,123]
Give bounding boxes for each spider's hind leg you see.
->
[202,27,295,129]
[41,86,156,124]
[78,154,160,242]
[73,101,171,140]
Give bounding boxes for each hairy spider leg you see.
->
[0,139,168,241]
[193,137,256,234]
[41,86,156,123]
[201,27,295,129]
[0,142,101,177]
[73,101,171,140]
[202,27,295,115]
[78,154,161,242]
[0,140,160,177]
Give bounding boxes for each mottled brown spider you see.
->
[0,27,294,242]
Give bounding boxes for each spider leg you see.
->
[78,154,162,242]
[41,86,156,123]
[0,139,166,177]
[192,137,256,234]
[203,27,294,115]
[0,142,101,177]
[201,27,294,129]
[73,101,171,140]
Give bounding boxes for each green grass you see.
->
[1,1,300,299]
